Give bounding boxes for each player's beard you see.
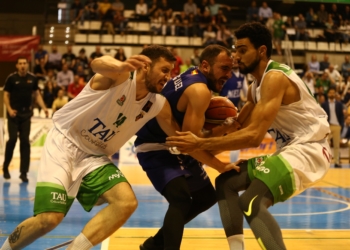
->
[239,53,260,74]
[206,69,223,93]
[145,72,159,93]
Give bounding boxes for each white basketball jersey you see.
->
[251,60,330,149]
[53,72,166,156]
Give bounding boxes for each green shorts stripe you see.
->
[247,155,296,203]
[34,164,128,216]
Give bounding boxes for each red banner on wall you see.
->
[0,36,40,62]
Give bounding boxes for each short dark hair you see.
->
[327,86,336,93]
[199,44,231,66]
[234,22,272,58]
[140,45,176,65]
[16,57,28,64]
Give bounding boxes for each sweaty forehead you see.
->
[235,38,254,50]
[214,52,232,65]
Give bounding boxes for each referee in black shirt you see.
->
[3,57,48,182]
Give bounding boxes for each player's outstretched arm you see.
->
[90,55,151,90]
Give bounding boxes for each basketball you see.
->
[203,96,237,130]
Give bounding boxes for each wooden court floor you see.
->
[1,158,350,250]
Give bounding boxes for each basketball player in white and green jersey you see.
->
[166,22,331,250]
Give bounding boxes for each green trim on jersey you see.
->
[265,61,293,76]
[34,184,75,216]
[247,154,296,204]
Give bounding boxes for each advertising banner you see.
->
[0,36,40,62]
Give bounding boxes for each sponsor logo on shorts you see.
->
[50,192,67,205]
[255,165,270,174]
[108,169,125,181]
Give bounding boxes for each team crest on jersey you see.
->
[135,101,153,121]
[191,69,198,75]
[117,95,126,106]
[255,156,265,166]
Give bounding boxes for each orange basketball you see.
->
[203,96,237,130]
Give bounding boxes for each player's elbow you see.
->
[248,132,264,148]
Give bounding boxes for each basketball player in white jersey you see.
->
[0,45,233,250]
[167,22,331,250]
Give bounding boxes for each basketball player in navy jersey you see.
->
[220,50,248,109]
[136,45,238,250]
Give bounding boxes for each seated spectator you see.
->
[180,58,194,73]
[314,86,327,104]
[342,6,350,24]
[114,47,127,61]
[43,80,60,109]
[159,0,172,15]
[308,54,320,74]
[191,48,200,66]
[341,115,350,143]
[75,48,89,73]
[70,0,84,24]
[342,55,350,80]
[214,9,227,25]
[148,0,159,17]
[199,9,213,35]
[184,0,197,16]
[76,65,89,83]
[295,14,309,41]
[302,71,316,95]
[325,64,343,92]
[305,7,320,28]
[342,76,350,105]
[89,46,104,65]
[317,4,328,28]
[163,9,175,35]
[283,16,294,40]
[207,0,230,17]
[35,45,48,65]
[316,72,335,95]
[84,0,98,21]
[203,24,217,46]
[62,45,76,72]
[67,75,85,101]
[174,11,189,36]
[98,0,112,19]
[57,64,74,90]
[272,12,284,55]
[330,3,342,28]
[34,58,48,82]
[47,45,62,71]
[215,24,233,48]
[52,89,68,115]
[247,0,259,23]
[45,69,57,85]
[258,1,272,25]
[319,54,330,72]
[150,11,163,35]
[339,20,350,44]
[324,13,340,42]
[101,6,116,35]
[135,0,148,20]
[198,0,209,15]
[113,10,128,35]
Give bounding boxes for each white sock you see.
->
[227,234,245,250]
[0,238,12,250]
[66,233,93,250]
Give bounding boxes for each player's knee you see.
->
[165,188,193,212]
[36,212,64,234]
[119,196,138,216]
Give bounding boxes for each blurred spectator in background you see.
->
[325,64,343,93]
[319,54,330,72]
[302,71,316,95]
[321,87,344,168]
[43,80,60,109]
[52,89,68,115]
[258,1,272,25]
[101,6,116,35]
[203,24,217,46]
[295,14,309,41]
[207,0,230,17]
[191,48,200,66]
[89,46,104,65]
[67,75,85,101]
[70,0,84,24]
[98,0,112,19]
[170,47,183,78]
[342,6,350,24]
[199,0,208,15]
[308,54,320,74]
[135,0,149,20]
[62,45,76,72]
[317,4,328,27]
[34,44,48,65]
[305,7,318,28]
[150,10,162,35]
[216,24,233,48]
[34,58,48,82]
[184,0,197,16]
[45,69,57,85]
[246,0,259,23]
[341,55,350,80]
[316,71,334,95]
[272,12,284,55]
[159,0,172,15]
[57,64,74,90]
[214,9,228,25]
[114,47,127,61]
[112,0,124,12]
[148,0,159,17]
[315,86,327,104]
[330,4,342,28]
[84,0,98,21]
[48,45,62,71]
[75,48,89,73]
[180,58,194,73]
[113,10,128,35]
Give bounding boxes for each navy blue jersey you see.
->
[135,67,208,146]
[219,71,245,107]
